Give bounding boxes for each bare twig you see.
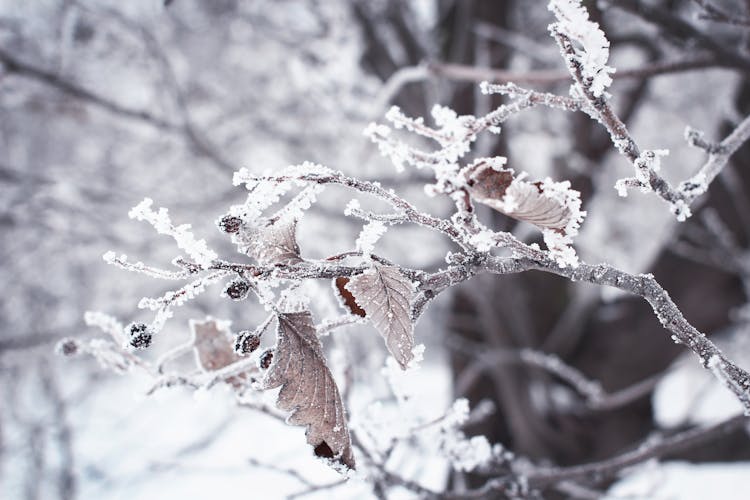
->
[0,48,175,129]
[40,365,76,500]
[680,114,750,202]
[247,457,316,487]
[611,0,750,71]
[552,29,750,220]
[0,47,234,173]
[522,414,748,487]
[73,4,750,491]
[449,336,662,413]
[692,0,750,26]
[427,55,731,85]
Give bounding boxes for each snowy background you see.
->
[1,1,750,499]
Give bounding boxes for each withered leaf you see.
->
[502,181,570,231]
[344,265,415,369]
[464,161,514,201]
[464,161,576,234]
[263,311,355,470]
[333,277,366,317]
[246,216,303,266]
[190,318,246,387]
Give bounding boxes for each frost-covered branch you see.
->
[522,414,747,487]
[428,55,725,85]
[420,252,750,414]
[550,27,688,215]
[612,0,750,71]
[549,2,750,220]
[677,114,750,203]
[73,76,750,468]
[66,0,750,491]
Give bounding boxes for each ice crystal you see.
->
[549,0,615,98]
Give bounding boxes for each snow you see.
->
[84,311,126,343]
[677,171,708,197]
[548,0,615,98]
[128,198,217,268]
[539,177,586,267]
[274,184,324,222]
[470,230,497,252]
[670,198,692,222]
[441,435,493,472]
[606,461,750,500]
[504,176,585,267]
[355,221,387,255]
[652,326,749,427]
[65,375,348,500]
[614,179,630,197]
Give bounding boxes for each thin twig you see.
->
[523,414,748,487]
[427,56,732,85]
[0,47,234,173]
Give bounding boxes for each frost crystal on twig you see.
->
[548,0,615,98]
[72,5,750,484]
[355,221,387,255]
[128,198,217,267]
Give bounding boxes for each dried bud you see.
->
[224,279,250,300]
[55,338,79,356]
[217,215,242,234]
[127,322,152,349]
[258,348,274,369]
[234,330,261,355]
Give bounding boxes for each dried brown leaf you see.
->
[502,180,571,231]
[333,277,366,317]
[465,162,576,234]
[464,160,514,201]
[190,317,240,372]
[263,311,355,470]
[345,265,415,369]
[247,216,303,265]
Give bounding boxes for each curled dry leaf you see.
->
[463,160,582,234]
[333,277,366,317]
[344,265,415,369]
[463,161,515,202]
[263,311,355,470]
[246,216,303,265]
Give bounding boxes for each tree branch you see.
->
[428,55,732,85]
[523,414,748,487]
[0,48,234,173]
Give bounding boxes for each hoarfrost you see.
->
[128,198,217,267]
[548,0,615,98]
[355,221,387,255]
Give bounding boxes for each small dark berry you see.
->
[217,215,242,234]
[56,338,79,356]
[225,279,250,300]
[127,322,152,350]
[258,348,274,369]
[234,330,261,355]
